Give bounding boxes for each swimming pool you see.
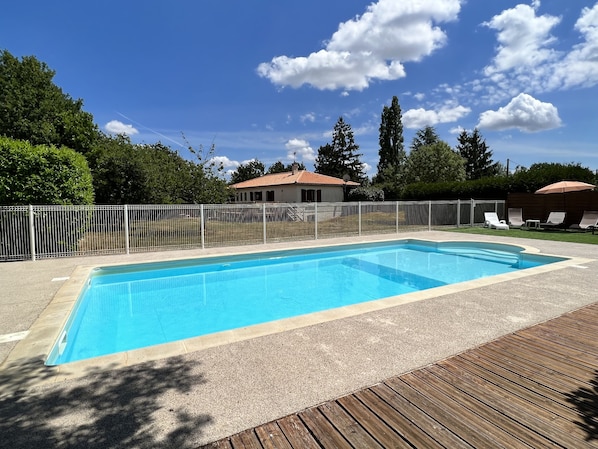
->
[46,239,564,365]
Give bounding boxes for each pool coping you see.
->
[2,235,592,389]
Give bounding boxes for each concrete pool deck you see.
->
[0,230,597,448]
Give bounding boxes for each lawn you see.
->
[445,226,598,244]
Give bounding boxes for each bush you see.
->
[0,136,94,205]
[348,186,385,201]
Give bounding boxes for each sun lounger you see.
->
[484,212,509,230]
[508,208,524,228]
[569,210,598,231]
[540,211,566,229]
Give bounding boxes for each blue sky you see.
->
[2,0,598,179]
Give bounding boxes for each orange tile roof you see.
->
[231,170,360,189]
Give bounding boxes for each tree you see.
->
[267,161,306,174]
[0,50,98,154]
[0,136,94,205]
[376,96,406,184]
[405,141,466,184]
[315,117,366,183]
[230,160,265,184]
[456,128,499,180]
[410,126,439,151]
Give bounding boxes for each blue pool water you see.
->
[46,239,563,365]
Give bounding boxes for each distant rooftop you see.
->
[231,170,360,189]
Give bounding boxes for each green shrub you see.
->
[0,136,94,205]
[348,186,385,201]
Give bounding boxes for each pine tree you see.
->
[315,117,366,182]
[410,126,439,151]
[456,128,499,180]
[376,96,405,183]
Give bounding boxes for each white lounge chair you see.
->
[570,210,598,231]
[484,212,509,230]
[508,208,524,228]
[540,211,566,229]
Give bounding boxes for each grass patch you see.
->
[445,226,598,244]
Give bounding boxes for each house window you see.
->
[254,191,262,201]
[266,190,275,201]
[301,189,322,202]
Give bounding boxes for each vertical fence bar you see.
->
[470,199,475,226]
[123,205,130,255]
[314,202,318,240]
[200,204,205,249]
[263,203,267,244]
[28,205,36,261]
[428,201,432,231]
[358,201,362,236]
[396,201,399,233]
[456,200,461,228]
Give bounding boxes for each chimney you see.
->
[292,162,299,175]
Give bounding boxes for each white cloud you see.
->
[257,0,461,90]
[209,156,239,170]
[300,113,316,123]
[285,138,316,162]
[483,3,561,76]
[403,104,471,129]
[104,120,139,136]
[549,3,598,90]
[477,93,561,132]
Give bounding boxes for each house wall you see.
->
[234,185,345,203]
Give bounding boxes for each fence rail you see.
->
[0,200,505,261]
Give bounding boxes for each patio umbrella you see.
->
[534,181,596,219]
[535,180,595,194]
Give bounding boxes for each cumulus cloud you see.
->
[257,0,461,90]
[403,103,471,129]
[104,120,139,136]
[483,3,561,76]
[477,93,561,132]
[285,138,316,162]
[209,156,239,170]
[300,113,316,123]
[549,3,598,89]
[476,2,598,102]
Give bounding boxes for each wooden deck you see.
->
[200,303,598,448]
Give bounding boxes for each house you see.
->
[231,164,360,203]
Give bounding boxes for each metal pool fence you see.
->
[0,200,504,261]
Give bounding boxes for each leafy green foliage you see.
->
[509,162,595,193]
[347,186,385,201]
[456,128,499,180]
[0,50,98,155]
[89,135,229,204]
[376,96,406,185]
[405,141,466,184]
[0,136,94,205]
[267,161,306,174]
[315,117,367,183]
[230,160,266,184]
[410,126,440,151]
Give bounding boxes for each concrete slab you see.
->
[0,231,596,448]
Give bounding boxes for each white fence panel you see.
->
[0,199,504,260]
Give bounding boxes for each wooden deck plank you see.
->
[297,407,354,449]
[254,422,293,449]
[336,394,413,449]
[403,369,533,449]
[423,365,561,449]
[318,401,385,449]
[358,385,461,449]
[199,304,598,449]
[229,429,263,449]
[437,359,598,448]
[276,415,321,449]
[452,354,582,423]
[385,376,504,449]
[459,350,578,412]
